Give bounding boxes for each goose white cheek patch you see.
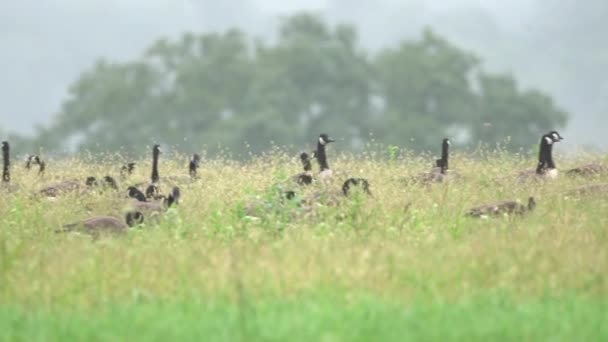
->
[544,137,553,144]
[319,137,326,145]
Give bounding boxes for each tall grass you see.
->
[1,147,607,340]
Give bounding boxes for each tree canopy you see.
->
[20,13,568,155]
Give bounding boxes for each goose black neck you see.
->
[2,142,10,183]
[316,142,330,171]
[151,148,160,183]
[440,141,449,174]
[189,160,198,178]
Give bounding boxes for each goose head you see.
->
[548,131,563,142]
[318,134,335,146]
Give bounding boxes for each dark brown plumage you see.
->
[293,152,313,185]
[566,163,607,177]
[58,212,144,236]
[467,197,536,218]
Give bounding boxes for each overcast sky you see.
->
[1,0,604,149]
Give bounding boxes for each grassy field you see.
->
[1,147,607,341]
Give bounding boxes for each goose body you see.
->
[517,131,562,182]
[293,152,313,185]
[566,163,608,177]
[59,212,143,236]
[467,197,536,218]
[126,186,180,216]
[315,134,335,181]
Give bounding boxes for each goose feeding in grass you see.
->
[58,211,144,237]
[466,197,536,218]
[306,177,372,207]
[120,162,136,179]
[39,176,99,197]
[165,153,202,183]
[315,134,335,180]
[293,152,313,185]
[25,155,46,175]
[127,186,181,218]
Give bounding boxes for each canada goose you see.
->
[163,153,202,184]
[566,162,607,178]
[2,141,10,183]
[1,141,20,192]
[293,152,313,185]
[435,138,450,173]
[342,177,372,196]
[315,134,335,180]
[467,197,536,218]
[151,144,161,182]
[25,155,46,175]
[409,138,460,184]
[517,131,562,181]
[58,211,144,236]
[128,186,181,215]
[39,176,98,197]
[189,153,201,178]
[127,186,147,202]
[102,176,119,190]
[120,162,136,178]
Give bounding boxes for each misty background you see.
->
[1,0,605,153]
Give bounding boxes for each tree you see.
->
[24,13,568,156]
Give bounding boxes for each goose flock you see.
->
[1,130,607,236]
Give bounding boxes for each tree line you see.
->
[12,13,568,156]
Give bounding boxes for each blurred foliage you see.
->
[17,13,567,156]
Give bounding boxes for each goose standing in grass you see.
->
[2,141,11,183]
[58,211,144,237]
[293,152,313,185]
[315,134,335,180]
[144,144,162,198]
[189,153,201,178]
[466,197,536,218]
[1,141,19,192]
[517,131,562,181]
[164,153,202,183]
[410,138,460,184]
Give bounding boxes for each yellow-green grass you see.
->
[1,148,607,340]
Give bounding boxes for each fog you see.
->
[1,0,605,149]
